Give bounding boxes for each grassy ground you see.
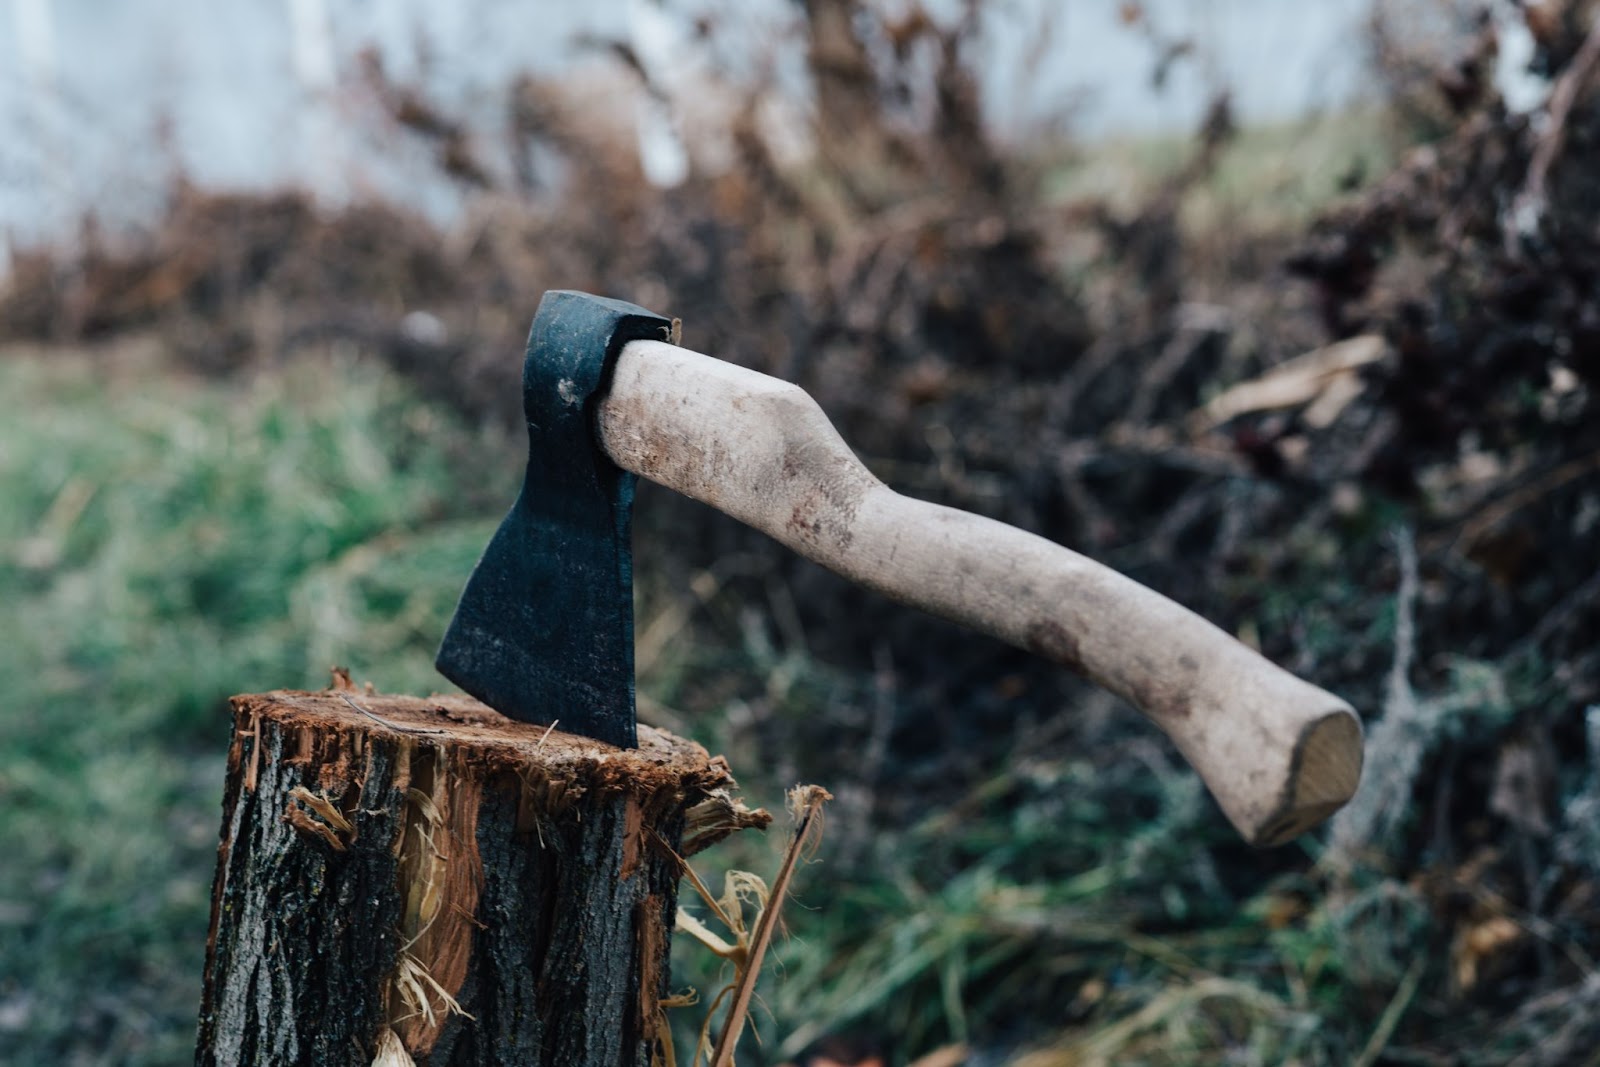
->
[0,341,511,1064]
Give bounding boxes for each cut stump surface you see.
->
[196,685,768,1067]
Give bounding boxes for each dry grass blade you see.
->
[708,785,832,1067]
[1194,334,1386,430]
[905,1045,971,1067]
[1351,953,1425,1067]
[1012,978,1300,1067]
[671,858,764,1064]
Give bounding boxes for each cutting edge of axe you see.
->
[440,291,1365,848]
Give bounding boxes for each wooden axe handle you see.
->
[597,340,1363,846]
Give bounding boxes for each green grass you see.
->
[1046,107,1397,235]
[0,344,513,1064]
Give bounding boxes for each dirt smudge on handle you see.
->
[1024,619,1084,673]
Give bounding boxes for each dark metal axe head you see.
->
[436,290,673,748]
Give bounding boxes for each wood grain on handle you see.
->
[597,340,1363,846]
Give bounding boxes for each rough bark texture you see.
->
[196,684,767,1067]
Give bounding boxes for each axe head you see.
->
[436,290,673,748]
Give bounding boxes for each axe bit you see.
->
[439,290,1364,847]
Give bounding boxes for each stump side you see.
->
[196,688,767,1067]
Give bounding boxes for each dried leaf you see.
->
[1196,334,1386,429]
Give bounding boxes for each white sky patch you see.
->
[13,0,57,89]
[1494,0,1550,115]
[286,0,337,93]
[630,0,691,187]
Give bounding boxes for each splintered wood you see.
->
[195,686,770,1067]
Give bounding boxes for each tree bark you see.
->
[195,682,767,1067]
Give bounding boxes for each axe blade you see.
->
[435,290,674,748]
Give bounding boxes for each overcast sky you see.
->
[1,0,1374,253]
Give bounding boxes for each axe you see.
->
[438,291,1363,847]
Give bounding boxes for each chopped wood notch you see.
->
[196,685,770,1067]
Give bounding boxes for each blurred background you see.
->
[2,1,1598,1064]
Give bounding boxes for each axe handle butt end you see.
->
[600,340,1364,845]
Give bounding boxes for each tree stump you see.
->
[196,682,768,1067]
